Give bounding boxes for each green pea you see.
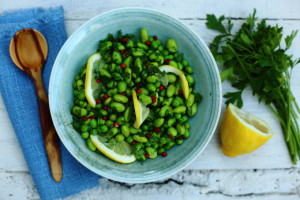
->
[131,48,145,57]
[86,138,96,151]
[81,124,89,132]
[72,106,81,116]
[126,136,133,143]
[154,118,164,127]
[112,51,122,64]
[141,124,149,131]
[99,41,112,51]
[110,102,125,112]
[124,107,132,122]
[81,132,89,139]
[184,66,193,74]
[90,129,98,135]
[146,147,157,158]
[80,108,87,117]
[134,57,143,73]
[186,75,195,86]
[188,103,198,116]
[104,97,112,105]
[90,119,97,128]
[113,94,129,103]
[166,39,178,53]
[173,106,186,114]
[76,79,83,89]
[121,125,130,137]
[107,127,119,137]
[166,84,176,97]
[140,28,149,42]
[159,105,170,117]
[115,134,125,142]
[168,127,177,137]
[146,75,159,83]
[182,59,189,66]
[106,120,114,128]
[147,84,156,92]
[98,118,106,125]
[133,135,148,143]
[139,95,152,105]
[126,39,134,48]
[176,124,186,135]
[186,94,195,108]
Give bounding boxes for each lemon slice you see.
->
[220,103,273,157]
[85,53,103,108]
[132,90,150,129]
[159,65,189,99]
[90,135,136,163]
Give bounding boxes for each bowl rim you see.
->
[49,7,222,183]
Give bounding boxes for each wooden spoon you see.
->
[9,28,62,182]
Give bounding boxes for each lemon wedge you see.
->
[85,53,103,108]
[132,90,150,129]
[159,65,189,99]
[220,103,273,157]
[90,135,136,163]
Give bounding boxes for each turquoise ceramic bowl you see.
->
[49,7,222,183]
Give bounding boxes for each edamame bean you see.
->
[81,125,89,132]
[126,136,133,143]
[110,102,126,112]
[168,127,177,137]
[146,147,157,158]
[107,88,117,96]
[167,74,177,83]
[186,75,195,86]
[99,68,112,78]
[126,39,134,48]
[121,125,130,137]
[182,59,189,66]
[159,105,170,117]
[166,39,178,53]
[183,130,191,138]
[134,57,143,73]
[186,93,195,108]
[146,75,159,83]
[147,84,156,92]
[99,41,112,50]
[188,103,197,116]
[90,119,97,128]
[106,120,113,127]
[113,94,129,103]
[176,124,186,135]
[104,97,112,105]
[166,84,176,97]
[184,122,191,130]
[112,51,122,64]
[184,66,193,74]
[167,118,176,127]
[86,138,96,151]
[140,28,149,43]
[131,48,145,57]
[169,60,178,68]
[124,67,132,83]
[90,129,98,135]
[124,107,132,122]
[117,81,127,92]
[99,125,108,133]
[116,116,125,125]
[133,135,148,143]
[137,42,149,50]
[107,127,119,137]
[81,132,89,139]
[130,127,141,134]
[154,118,164,127]
[139,95,152,105]
[173,106,187,114]
[123,56,133,67]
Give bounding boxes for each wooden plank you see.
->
[1,169,300,200]
[1,0,300,20]
[1,19,300,171]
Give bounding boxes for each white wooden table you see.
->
[1,1,300,199]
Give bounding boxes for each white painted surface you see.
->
[1,1,300,199]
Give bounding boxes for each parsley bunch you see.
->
[206,10,300,163]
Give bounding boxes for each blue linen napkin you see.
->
[0,7,101,200]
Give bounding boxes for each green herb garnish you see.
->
[206,9,300,163]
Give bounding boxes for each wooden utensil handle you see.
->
[26,68,62,182]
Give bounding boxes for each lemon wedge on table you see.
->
[132,90,150,129]
[90,135,136,163]
[159,65,189,99]
[85,53,103,108]
[220,103,273,157]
